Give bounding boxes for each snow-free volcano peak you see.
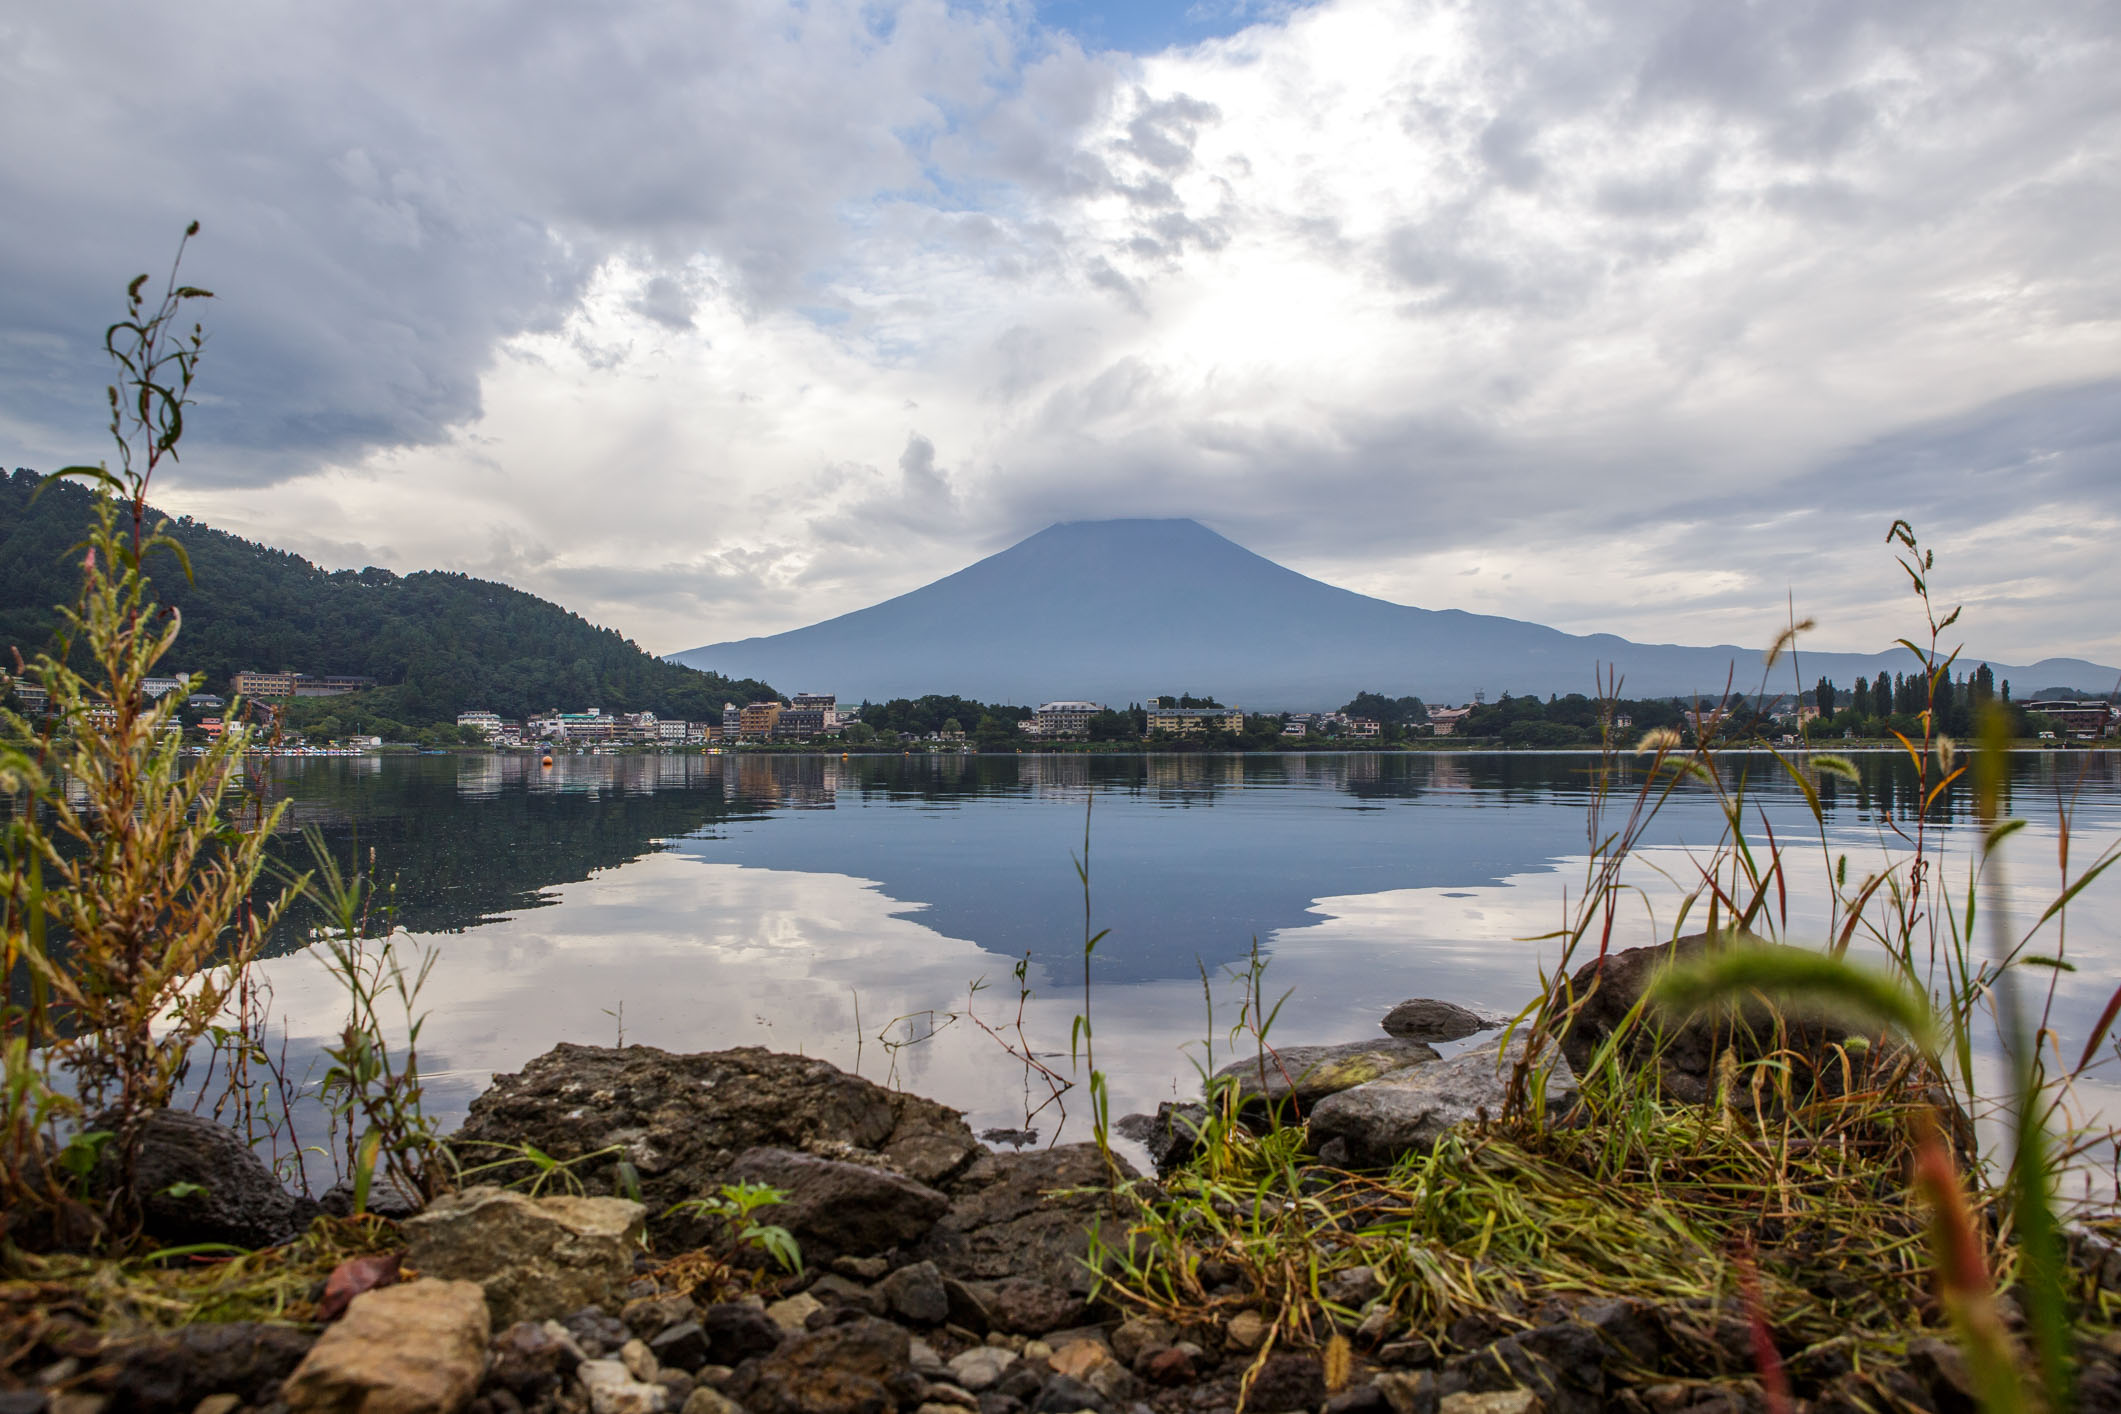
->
[671,520,2117,709]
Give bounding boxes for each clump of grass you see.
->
[0,1215,402,1332]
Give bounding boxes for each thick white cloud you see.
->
[6,0,2118,665]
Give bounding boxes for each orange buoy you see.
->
[541,754,554,767]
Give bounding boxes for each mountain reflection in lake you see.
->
[244,750,2121,1168]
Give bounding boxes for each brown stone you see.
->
[282,1279,491,1414]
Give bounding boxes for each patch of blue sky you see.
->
[1035,0,1308,54]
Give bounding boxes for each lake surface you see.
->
[240,750,2121,1174]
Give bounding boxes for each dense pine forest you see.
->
[0,468,775,728]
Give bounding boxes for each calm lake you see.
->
[241,750,2121,1172]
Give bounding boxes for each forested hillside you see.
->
[0,468,774,727]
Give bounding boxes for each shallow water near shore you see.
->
[234,749,2121,1183]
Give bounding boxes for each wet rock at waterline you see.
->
[1114,1103,1210,1176]
[1308,1033,1578,1168]
[908,1144,1137,1335]
[448,1044,982,1245]
[94,1108,315,1251]
[1556,932,1875,1106]
[1381,997,1499,1044]
[1206,1037,1441,1119]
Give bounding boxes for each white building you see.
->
[141,676,186,699]
[1427,706,1474,737]
[457,710,505,738]
[1029,701,1104,738]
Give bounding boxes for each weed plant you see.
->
[0,230,300,1245]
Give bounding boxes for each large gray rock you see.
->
[908,1144,1135,1335]
[1381,999,1496,1044]
[96,1108,313,1250]
[1113,1103,1209,1176]
[404,1186,645,1327]
[1307,1033,1577,1168]
[282,1279,491,1414]
[1206,1038,1440,1120]
[450,1045,981,1246]
[723,1146,950,1258]
[1557,931,1875,1106]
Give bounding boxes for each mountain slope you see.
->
[0,468,775,724]
[674,518,2117,707]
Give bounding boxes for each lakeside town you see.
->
[18,664,2111,754]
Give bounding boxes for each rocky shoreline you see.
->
[6,940,2121,1414]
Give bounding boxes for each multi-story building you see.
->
[232,670,299,698]
[457,710,505,738]
[774,708,827,741]
[1145,701,1244,736]
[789,693,838,728]
[1427,706,1473,737]
[722,703,743,737]
[12,685,50,717]
[1281,715,1310,738]
[141,676,186,699]
[232,671,375,699]
[529,708,619,742]
[293,675,375,697]
[1346,717,1381,739]
[738,702,783,739]
[1028,701,1104,739]
[2026,700,2115,738]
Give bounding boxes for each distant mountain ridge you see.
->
[0,468,775,726]
[673,518,2118,708]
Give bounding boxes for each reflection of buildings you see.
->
[728,754,842,808]
[457,752,729,800]
[1144,754,1243,799]
[1015,755,1090,794]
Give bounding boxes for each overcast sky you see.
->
[4,0,2117,664]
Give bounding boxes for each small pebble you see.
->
[619,1337,659,1383]
[765,1293,822,1333]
